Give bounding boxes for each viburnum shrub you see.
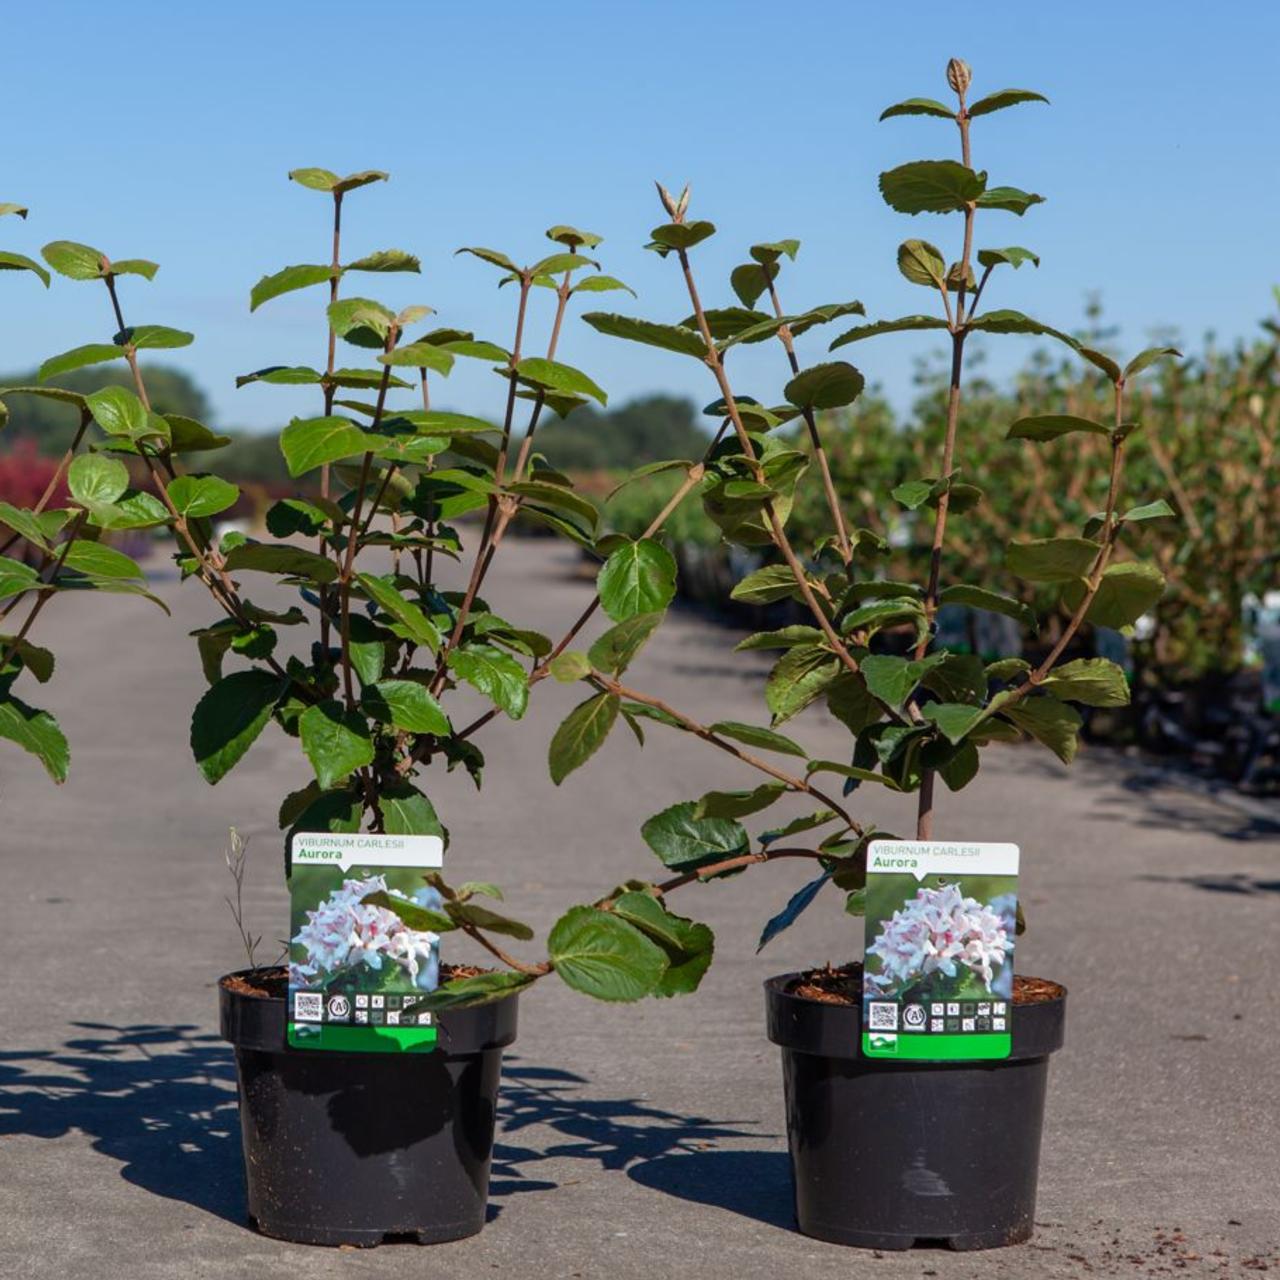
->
[40,165,740,1006]
[0,205,167,785]
[544,58,1181,951]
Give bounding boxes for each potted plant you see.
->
[558,60,1179,1249]
[0,205,168,785]
[34,166,738,1245]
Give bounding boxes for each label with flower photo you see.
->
[862,840,1018,1061]
[287,832,446,1053]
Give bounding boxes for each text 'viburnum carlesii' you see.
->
[290,875,442,991]
[866,883,1012,993]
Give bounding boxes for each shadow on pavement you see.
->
[489,1058,764,1217]
[0,1028,769,1231]
[0,1022,244,1223]
[1138,872,1280,897]
[627,1149,794,1230]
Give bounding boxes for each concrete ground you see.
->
[1,536,1277,1279]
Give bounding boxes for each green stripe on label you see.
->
[862,1031,1011,1061]
[288,1022,439,1053]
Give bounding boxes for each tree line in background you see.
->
[2,296,1277,696]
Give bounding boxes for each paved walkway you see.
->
[1,537,1276,1278]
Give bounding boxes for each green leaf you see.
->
[361,889,453,933]
[841,598,925,635]
[1062,561,1165,629]
[977,246,1040,270]
[766,645,841,724]
[299,700,374,789]
[919,652,988,705]
[549,692,620,784]
[0,250,50,287]
[826,672,879,733]
[362,680,450,735]
[694,782,787,820]
[897,239,946,288]
[879,160,986,214]
[1006,537,1100,583]
[85,385,146,439]
[249,263,333,311]
[1077,346,1123,382]
[224,542,339,584]
[588,611,664,675]
[880,97,955,121]
[166,415,232,453]
[62,542,143,580]
[118,325,193,350]
[920,701,987,745]
[1042,657,1130,707]
[0,635,54,683]
[345,248,420,274]
[611,893,714,996]
[729,262,777,308]
[734,625,825,652]
[38,343,124,381]
[405,970,534,1012]
[448,901,534,940]
[377,342,455,375]
[784,361,864,411]
[1006,414,1109,442]
[288,167,340,191]
[456,246,519,272]
[546,224,603,249]
[548,906,668,1002]
[1121,498,1176,523]
[730,564,820,605]
[707,720,807,757]
[1123,346,1180,381]
[641,801,748,872]
[649,220,716,250]
[0,203,28,218]
[65,456,125,509]
[967,309,1077,347]
[0,499,51,550]
[1003,696,1082,765]
[41,240,106,280]
[968,88,1049,118]
[382,783,447,840]
[280,415,370,477]
[507,479,599,532]
[447,644,528,720]
[515,356,607,406]
[939,583,1038,634]
[829,314,948,350]
[860,652,948,712]
[581,312,708,358]
[757,869,833,952]
[572,274,636,297]
[167,474,239,518]
[109,259,159,280]
[598,539,676,622]
[356,573,441,650]
[975,187,1045,215]
[328,297,396,348]
[190,670,284,784]
[0,694,69,782]
[547,651,591,683]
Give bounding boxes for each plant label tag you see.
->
[286,833,446,1054]
[861,840,1019,1061]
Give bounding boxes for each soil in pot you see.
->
[766,962,1066,1252]
[220,964,517,1247]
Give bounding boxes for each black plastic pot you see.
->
[765,973,1066,1251]
[219,970,518,1246]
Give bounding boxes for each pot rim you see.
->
[218,966,519,1058]
[764,968,1066,1062]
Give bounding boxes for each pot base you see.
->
[767,970,1065,1252]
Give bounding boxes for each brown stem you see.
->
[914,95,976,842]
[0,509,89,671]
[595,673,861,834]
[0,410,92,559]
[456,919,551,977]
[765,279,852,566]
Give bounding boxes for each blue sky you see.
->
[3,0,1276,432]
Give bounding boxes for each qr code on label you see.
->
[868,1002,898,1031]
[293,992,323,1022]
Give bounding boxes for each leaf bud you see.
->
[946,58,972,97]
